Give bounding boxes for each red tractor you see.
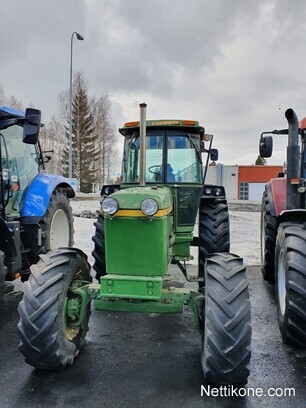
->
[260,108,306,348]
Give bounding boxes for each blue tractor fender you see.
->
[20,174,75,219]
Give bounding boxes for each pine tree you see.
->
[255,155,267,165]
[67,74,98,192]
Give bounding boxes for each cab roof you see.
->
[119,119,205,136]
[0,106,25,119]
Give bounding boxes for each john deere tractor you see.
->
[0,106,74,295]
[18,104,251,385]
[260,108,306,348]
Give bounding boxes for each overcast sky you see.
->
[1,0,306,165]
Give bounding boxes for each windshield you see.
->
[122,130,203,184]
[1,125,39,211]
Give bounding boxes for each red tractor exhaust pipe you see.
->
[285,108,301,209]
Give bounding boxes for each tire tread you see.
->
[202,253,251,385]
[275,223,306,348]
[18,249,91,369]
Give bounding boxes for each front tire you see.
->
[201,253,251,385]
[0,251,6,305]
[261,190,277,283]
[17,248,92,370]
[275,223,306,348]
[198,199,230,289]
[92,215,106,281]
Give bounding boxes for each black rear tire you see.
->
[275,222,306,348]
[201,253,251,385]
[92,215,106,281]
[198,199,230,289]
[261,190,277,283]
[17,248,91,370]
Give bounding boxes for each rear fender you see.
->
[265,178,286,217]
[277,209,306,227]
[202,184,226,199]
[19,174,75,220]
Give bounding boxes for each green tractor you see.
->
[18,104,251,385]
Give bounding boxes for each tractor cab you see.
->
[119,119,212,228]
[120,119,204,185]
[0,107,41,217]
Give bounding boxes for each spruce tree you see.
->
[255,155,267,165]
[69,75,98,192]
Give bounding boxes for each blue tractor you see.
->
[0,106,75,294]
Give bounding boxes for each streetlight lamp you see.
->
[68,31,84,179]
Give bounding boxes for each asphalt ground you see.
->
[0,265,306,408]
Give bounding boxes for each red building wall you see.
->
[238,165,283,184]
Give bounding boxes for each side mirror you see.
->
[259,135,273,158]
[101,184,121,196]
[23,108,41,144]
[210,148,218,161]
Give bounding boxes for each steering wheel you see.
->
[148,165,162,174]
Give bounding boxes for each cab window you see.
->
[166,133,202,184]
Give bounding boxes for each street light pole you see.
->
[68,31,84,179]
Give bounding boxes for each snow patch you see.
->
[72,200,261,267]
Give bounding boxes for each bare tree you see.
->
[40,115,67,175]
[0,82,24,110]
[91,94,118,187]
[6,95,24,111]
[41,72,120,191]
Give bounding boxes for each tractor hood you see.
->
[104,186,173,218]
[102,185,173,279]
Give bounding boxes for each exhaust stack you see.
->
[285,108,300,209]
[139,103,147,186]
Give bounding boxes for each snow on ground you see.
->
[73,217,96,265]
[71,199,100,265]
[71,200,261,267]
[70,199,101,214]
[229,210,261,265]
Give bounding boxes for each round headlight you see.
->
[102,197,118,215]
[141,198,158,216]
